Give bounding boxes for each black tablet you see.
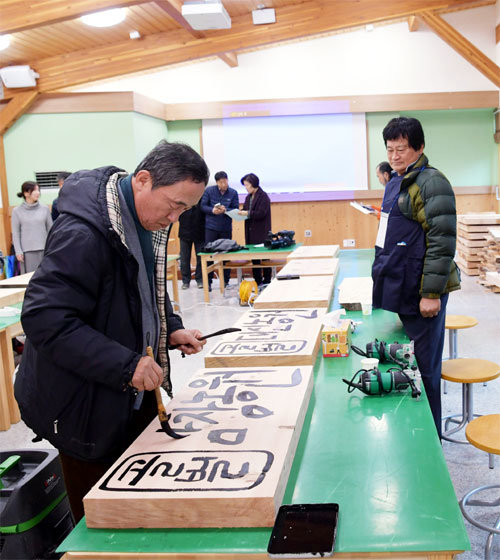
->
[267,503,339,558]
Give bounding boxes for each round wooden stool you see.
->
[441,359,500,444]
[443,315,478,394]
[460,415,500,559]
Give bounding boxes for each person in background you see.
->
[15,141,209,523]
[200,171,239,288]
[371,117,460,439]
[239,173,272,286]
[51,171,72,221]
[375,161,392,187]
[11,181,52,273]
[178,201,205,289]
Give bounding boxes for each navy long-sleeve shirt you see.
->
[200,185,239,233]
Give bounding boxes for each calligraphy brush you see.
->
[146,338,185,440]
[168,327,242,352]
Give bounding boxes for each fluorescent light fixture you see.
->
[81,8,126,28]
[129,30,141,40]
[0,35,10,51]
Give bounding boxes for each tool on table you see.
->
[352,339,417,369]
[168,327,241,351]
[342,366,421,398]
[264,230,295,249]
[146,337,185,439]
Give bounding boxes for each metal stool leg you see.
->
[442,383,481,443]
[443,328,458,394]
[460,485,500,560]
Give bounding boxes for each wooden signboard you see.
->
[286,244,340,261]
[338,277,373,310]
[0,272,33,288]
[458,213,500,226]
[277,257,339,277]
[84,365,314,529]
[253,275,335,309]
[204,308,327,368]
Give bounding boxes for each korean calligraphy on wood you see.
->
[83,365,314,529]
[204,308,327,368]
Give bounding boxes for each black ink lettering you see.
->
[150,461,184,478]
[118,455,160,486]
[207,460,249,482]
[207,428,248,445]
[242,405,274,419]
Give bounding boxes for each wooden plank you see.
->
[458,238,488,248]
[457,229,488,240]
[0,0,148,34]
[0,288,25,307]
[84,365,314,528]
[253,275,335,309]
[0,272,33,288]
[338,276,373,309]
[204,308,327,368]
[458,213,500,225]
[457,224,491,233]
[277,257,339,277]
[286,244,340,261]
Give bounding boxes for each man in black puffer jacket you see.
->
[14,141,209,522]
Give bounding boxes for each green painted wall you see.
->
[132,112,168,163]
[4,111,168,206]
[367,109,497,189]
[367,112,399,190]
[166,120,202,153]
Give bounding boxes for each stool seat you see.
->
[445,314,478,330]
[466,414,500,455]
[442,359,500,384]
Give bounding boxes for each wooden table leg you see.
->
[201,255,210,303]
[170,259,180,312]
[0,327,21,428]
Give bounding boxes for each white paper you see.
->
[226,208,248,221]
[350,201,374,215]
[375,212,388,248]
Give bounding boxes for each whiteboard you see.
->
[202,113,368,195]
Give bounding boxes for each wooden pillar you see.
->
[0,136,9,255]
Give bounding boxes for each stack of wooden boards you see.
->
[83,245,340,529]
[456,213,500,293]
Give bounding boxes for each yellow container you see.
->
[322,320,352,357]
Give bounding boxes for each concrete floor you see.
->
[1,270,499,559]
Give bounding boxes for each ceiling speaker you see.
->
[0,65,39,88]
[182,1,231,30]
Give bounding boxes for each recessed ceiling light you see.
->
[0,35,11,51]
[81,8,126,28]
[129,30,141,40]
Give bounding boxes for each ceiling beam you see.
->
[31,0,485,93]
[0,90,39,135]
[153,0,238,68]
[407,15,419,32]
[419,11,500,89]
[0,0,148,35]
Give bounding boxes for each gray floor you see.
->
[1,272,499,558]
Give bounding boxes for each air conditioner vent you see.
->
[35,171,61,189]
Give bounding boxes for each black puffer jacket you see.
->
[14,166,183,461]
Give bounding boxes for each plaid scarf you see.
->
[105,172,173,396]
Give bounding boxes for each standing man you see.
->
[51,171,72,221]
[200,171,239,288]
[375,161,392,187]
[371,117,460,439]
[178,201,205,289]
[15,141,209,522]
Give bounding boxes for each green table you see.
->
[58,250,469,559]
[198,243,299,303]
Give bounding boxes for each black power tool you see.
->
[342,367,421,398]
[352,339,417,369]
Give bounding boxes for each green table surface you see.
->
[59,249,469,555]
[198,242,301,256]
[0,302,22,331]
